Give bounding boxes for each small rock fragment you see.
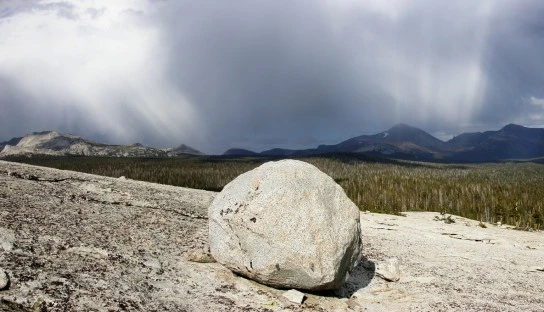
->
[0,269,10,290]
[0,227,15,251]
[119,176,126,180]
[186,249,216,263]
[143,258,162,270]
[375,257,400,282]
[283,289,305,304]
[67,246,109,259]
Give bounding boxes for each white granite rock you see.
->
[376,257,400,282]
[209,160,362,290]
[283,289,305,304]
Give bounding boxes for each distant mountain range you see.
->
[2,124,544,162]
[0,131,202,158]
[224,123,544,162]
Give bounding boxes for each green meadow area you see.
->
[7,155,544,230]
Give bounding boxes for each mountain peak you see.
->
[383,124,441,140]
[388,123,415,132]
[501,123,525,131]
[166,144,203,156]
[372,124,447,151]
[31,130,57,135]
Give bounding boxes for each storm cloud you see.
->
[1,0,544,153]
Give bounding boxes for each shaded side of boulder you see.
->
[209,159,362,290]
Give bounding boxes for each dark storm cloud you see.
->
[156,0,544,150]
[1,1,544,153]
[476,3,544,128]
[158,1,398,150]
[155,0,496,150]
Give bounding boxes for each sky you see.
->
[1,0,544,154]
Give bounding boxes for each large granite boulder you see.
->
[208,160,362,290]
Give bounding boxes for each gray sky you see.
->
[1,0,544,154]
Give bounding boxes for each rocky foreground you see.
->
[1,160,543,311]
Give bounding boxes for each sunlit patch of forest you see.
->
[7,155,544,230]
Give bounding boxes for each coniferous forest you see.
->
[7,155,544,230]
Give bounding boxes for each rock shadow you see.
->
[340,256,375,297]
[309,256,376,298]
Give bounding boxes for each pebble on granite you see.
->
[282,289,305,304]
[375,257,401,282]
[186,249,216,263]
[0,269,10,290]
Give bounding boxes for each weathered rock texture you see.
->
[209,160,362,290]
[1,160,544,311]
